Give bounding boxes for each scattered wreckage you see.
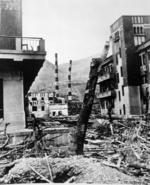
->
[0,114,150,184]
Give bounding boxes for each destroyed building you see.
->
[97,15,150,117]
[28,91,68,117]
[0,0,46,131]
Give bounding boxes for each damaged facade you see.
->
[0,0,46,131]
[28,91,68,117]
[97,15,150,117]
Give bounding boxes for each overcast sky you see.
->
[22,0,150,64]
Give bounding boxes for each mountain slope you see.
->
[59,53,100,82]
[30,53,100,100]
[30,60,67,91]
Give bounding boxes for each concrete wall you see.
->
[0,0,22,36]
[124,86,141,116]
[0,69,25,132]
[124,86,130,116]
[3,128,70,146]
[31,103,49,118]
[110,16,150,116]
[49,104,68,116]
[4,79,25,129]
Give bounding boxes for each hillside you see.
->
[30,60,67,91]
[59,53,100,82]
[30,53,100,100]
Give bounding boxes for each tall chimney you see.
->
[68,60,72,101]
[55,53,59,97]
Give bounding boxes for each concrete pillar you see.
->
[3,75,25,132]
[16,38,21,51]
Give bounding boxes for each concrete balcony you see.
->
[97,90,116,99]
[140,65,146,76]
[0,35,46,61]
[97,72,115,83]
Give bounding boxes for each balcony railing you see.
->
[97,72,115,83]
[0,35,45,52]
[97,90,116,99]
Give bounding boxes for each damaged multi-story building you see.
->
[28,54,69,118]
[97,15,150,117]
[0,0,46,131]
[28,91,68,117]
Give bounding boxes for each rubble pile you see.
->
[0,156,141,184]
[84,118,150,184]
[1,116,150,183]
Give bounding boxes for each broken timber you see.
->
[69,39,111,155]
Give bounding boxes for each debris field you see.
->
[0,115,150,184]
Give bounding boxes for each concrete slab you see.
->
[0,127,70,146]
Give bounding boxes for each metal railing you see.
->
[97,72,115,83]
[22,37,42,51]
[0,35,45,52]
[97,90,116,99]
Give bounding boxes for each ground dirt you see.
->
[0,156,143,184]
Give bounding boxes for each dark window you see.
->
[139,55,142,66]
[118,91,121,101]
[143,54,146,65]
[100,99,105,109]
[119,48,122,58]
[120,109,122,115]
[58,111,62,115]
[49,97,53,100]
[123,104,126,115]
[117,73,119,83]
[32,106,37,111]
[32,97,37,101]
[133,27,136,34]
[120,66,123,77]
[148,52,150,61]
[116,55,118,65]
[53,112,56,116]
[68,75,71,80]
[41,106,45,111]
[122,86,124,96]
[114,31,119,40]
[41,97,44,100]
[137,27,139,34]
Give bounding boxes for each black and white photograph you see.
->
[0,0,150,184]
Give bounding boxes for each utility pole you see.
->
[69,39,111,155]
